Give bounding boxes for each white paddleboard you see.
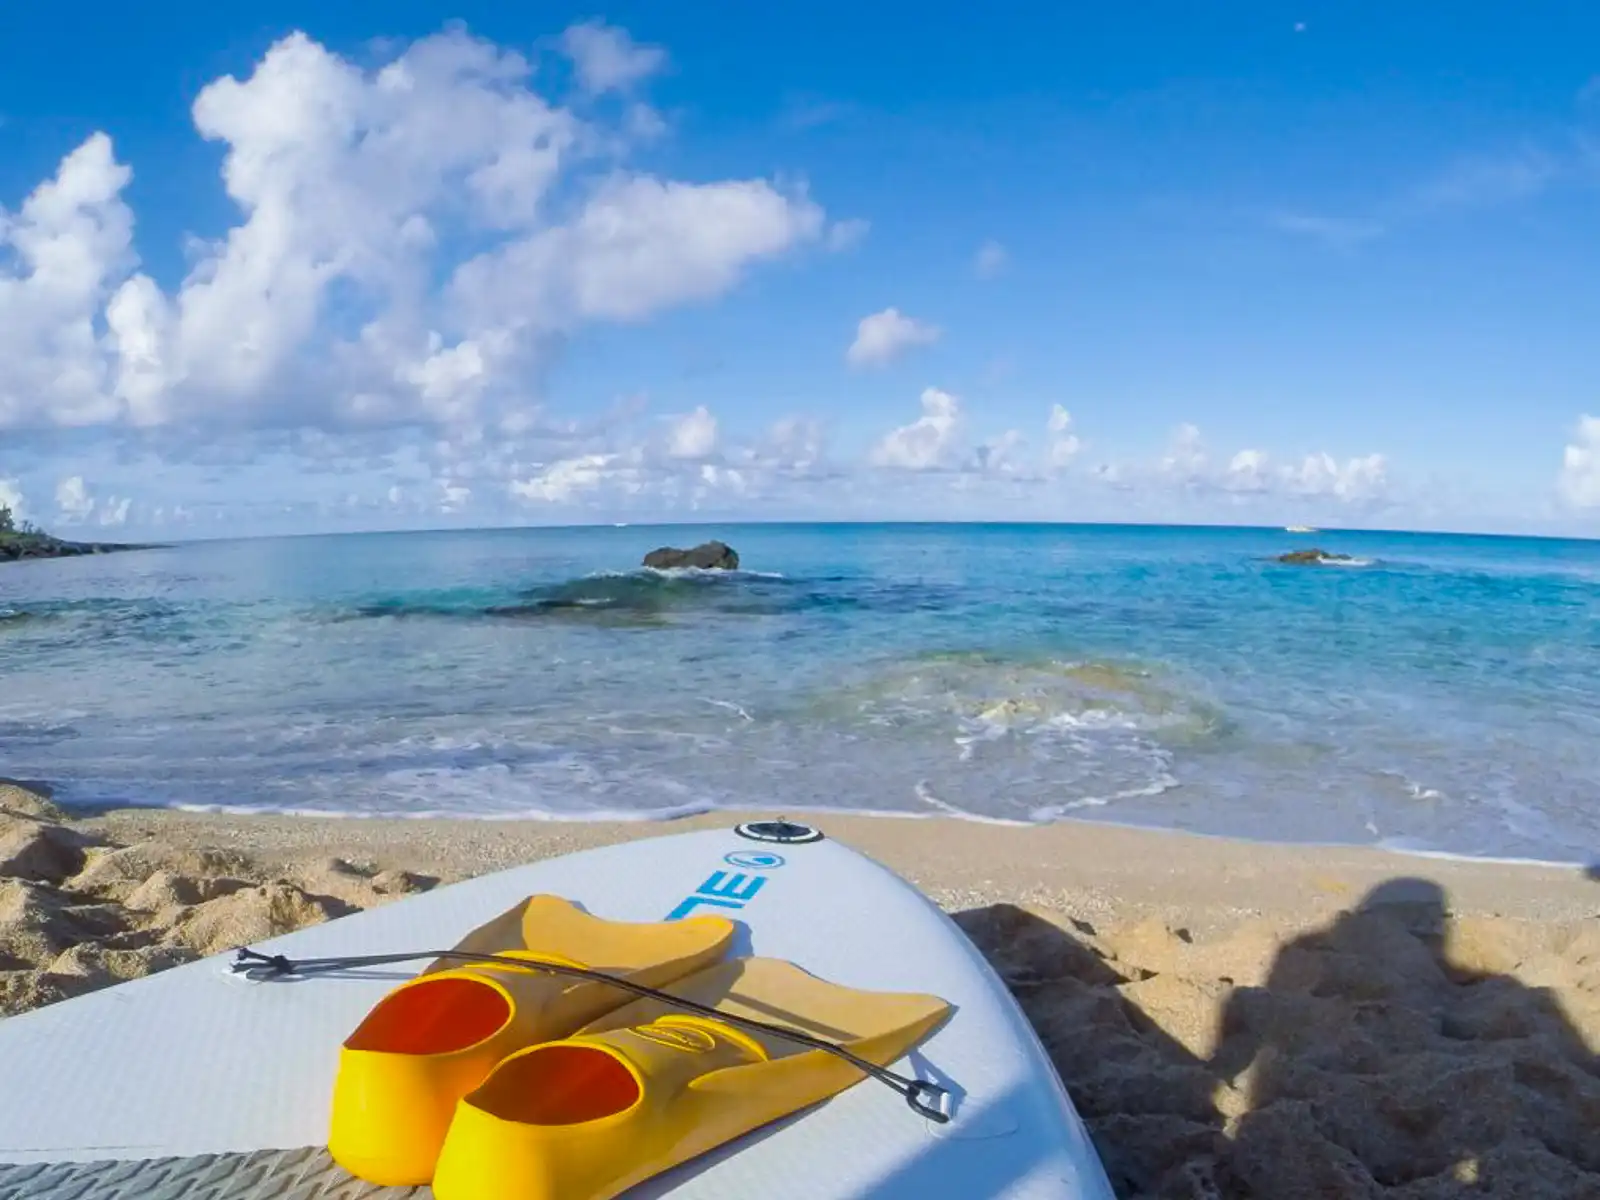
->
[0,820,1115,1198]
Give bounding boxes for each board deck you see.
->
[0,822,1115,1198]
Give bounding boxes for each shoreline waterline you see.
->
[6,522,1600,862]
[77,798,1591,873]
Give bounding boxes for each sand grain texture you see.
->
[0,787,433,1013]
[0,793,1596,1198]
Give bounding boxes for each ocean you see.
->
[1,523,1597,864]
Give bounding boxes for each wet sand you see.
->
[3,784,1597,1198]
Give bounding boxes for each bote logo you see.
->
[664,870,767,921]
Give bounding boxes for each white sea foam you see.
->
[702,698,755,722]
[1373,837,1591,870]
[637,566,787,581]
[1027,773,1181,821]
[912,781,1037,826]
[171,799,719,823]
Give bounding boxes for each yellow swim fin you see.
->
[430,957,952,1200]
[327,895,734,1186]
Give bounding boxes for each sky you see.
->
[1,2,1599,540]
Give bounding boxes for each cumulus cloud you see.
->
[1225,448,1272,492]
[0,25,824,448]
[509,452,625,503]
[1123,428,1390,505]
[974,239,1008,278]
[1159,423,1207,479]
[558,20,666,95]
[665,405,718,459]
[846,307,941,368]
[869,387,961,470]
[1283,451,1387,500]
[55,476,95,521]
[1558,413,1600,508]
[973,429,1023,475]
[0,478,26,523]
[0,134,134,429]
[98,496,132,527]
[749,416,827,475]
[1046,405,1081,467]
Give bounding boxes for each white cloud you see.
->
[846,307,941,368]
[0,133,134,429]
[869,387,961,470]
[974,239,1007,279]
[438,480,471,512]
[558,20,666,95]
[1225,448,1271,492]
[0,27,825,446]
[973,430,1023,475]
[1159,423,1207,479]
[98,496,132,527]
[1558,413,1600,508]
[756,416,826,473]
[453,174,823,326]
[1046,405,1081,467]
[510,452,624,503]
[825,218,870,252]
[666,405,718,459]
[55,476,94,521]
[1087,425,1390,508]
[1411,151,1560,211]
[0,479,27,523]
[697,463,746,493]
[1283,451,1387,500]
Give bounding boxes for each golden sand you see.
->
[3,785,1597,1197]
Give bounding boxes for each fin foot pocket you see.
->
[326,895,734,1186]
[430,957,952,1200]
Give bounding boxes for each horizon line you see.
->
[141,516,1600,547]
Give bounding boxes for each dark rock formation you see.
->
[0,534,162,563]
[1276,548,1353,565]
[642,540,740,570]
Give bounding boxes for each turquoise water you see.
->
[1,523,1597,863]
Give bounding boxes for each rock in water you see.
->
[1276,548,1352,565]
[642,541,740,570]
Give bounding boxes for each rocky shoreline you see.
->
[0,533,163,563]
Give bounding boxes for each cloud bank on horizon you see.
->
[0,15,1596,538]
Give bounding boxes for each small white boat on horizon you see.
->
[1285,524,1318,533]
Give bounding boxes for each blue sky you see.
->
[1,2,1598,538]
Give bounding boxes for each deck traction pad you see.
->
[0,1147,422,1199]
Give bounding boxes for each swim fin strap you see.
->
[328,895,735,1186]
[431,956,953,1200]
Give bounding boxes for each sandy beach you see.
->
[3,781,1597,1197]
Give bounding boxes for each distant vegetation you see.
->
[0,504,160,563]
[0,505,42,537]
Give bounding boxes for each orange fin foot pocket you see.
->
[431,957,952,1200]
[328,895,734,1186]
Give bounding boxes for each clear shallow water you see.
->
[1,523,1597,863]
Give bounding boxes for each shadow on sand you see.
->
[954,878,1600,1199]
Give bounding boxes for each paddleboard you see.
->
[0,819,1116,1198]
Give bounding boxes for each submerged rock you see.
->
[642,540,740,570]
[1276,548,1353,565]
